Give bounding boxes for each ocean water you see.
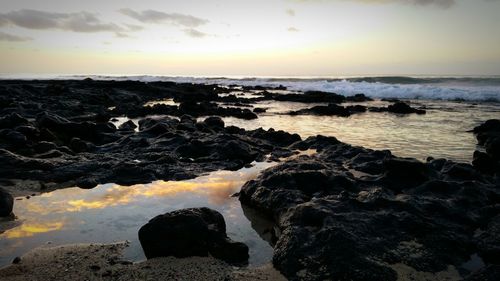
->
[220,99,500,162]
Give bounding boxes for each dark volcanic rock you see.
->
[475,215,500,264]
[370,101,426,115]
[203,116,225,129]
[387,101,426,114]
[249,128,301,147]
[273,91,346,103]
[138,207,249,264]
[472,119,500,174]
[289,103,366,117]
[0,187,14,217]
[0,77,306,187]
[473,119,500,146]
[464,265,500,281]
[240,138,500,281]
[118,120,137,131]
[345,93,373,102]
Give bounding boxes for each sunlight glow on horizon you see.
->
[1,0,499,76]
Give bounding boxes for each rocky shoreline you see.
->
[0,79,499,280]
[0,242,286,281]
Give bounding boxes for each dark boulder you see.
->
[472,151,498,174]
[203,116,225,129]
[485,137,500,160]
[250,128,301,147]
[219,140,256,162]
[253,107,267,113]
[382,158,432,188]
[0,129,28,148]
[70,137,95,153]
[471,119,500,175]
[0,187,14,217]
[138,207,249,264]
[386,102,426,114]
[464,265,500,281]
[346,93,373,102]
[289,103,351,117]
[0,113,29,129]
[475,215,500,264]
[118,120,137,131]
[275,91,346,103]
[473,119,500,137]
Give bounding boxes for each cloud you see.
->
[293,0,456,8]
[288,27,300,32]
[183,28,208,38]
[0,9,129,34]
[0,31,31,42]
[124,24,144,32]
[115,32,131,38]
[286,9,296,16]
[119,9,208,28]
[367,0,455,8]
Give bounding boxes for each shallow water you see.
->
[0,161,277,268]
[222,99,500,162]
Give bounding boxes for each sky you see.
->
[0,0,499,76]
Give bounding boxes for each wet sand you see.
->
[0,242,286,281]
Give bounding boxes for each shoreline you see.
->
[0,79,499,280]
[0,242,286,281]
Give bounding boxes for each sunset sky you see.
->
[1,0,499,76]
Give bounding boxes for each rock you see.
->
[472,119,500,174]
[0,187,14,217]
[219,140,256,162]
[0,113,29,129]
[118,120,137,131]
[11,257,21,264]
[138,207,249,264]
[250,128,301,147]
[15,125,39,140]
[0,129,28,147]
[485,137,500,160]
[476,215,500,264]
[70,138,95,153]
[473,119,500,137]
[464,265,500,281]
[382,157,432,188]
[36,112,116,144]
[253,108,266,113]
[203,116,225,129]
[76,178,98,189]
[386,102,426,114]
[346,93,373,102]
[472,151,497,174]
[240,140,500,281]
[274,91,346,103]
[289,103,352,117]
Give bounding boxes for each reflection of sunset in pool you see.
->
[0,161,277,267]
[4,222,65,239]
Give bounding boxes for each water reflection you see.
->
[143,99,179,107]
[4,221,64,239]
[0,161,277,267]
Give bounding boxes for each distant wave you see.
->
[3,74,500,102]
